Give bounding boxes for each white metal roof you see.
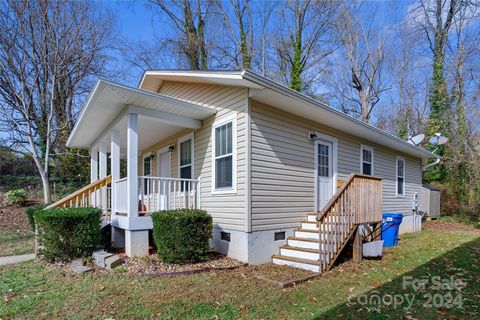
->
[139,69,438,160]
[67,79,216,148]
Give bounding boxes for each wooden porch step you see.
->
[272,254,319,265]
[272,254,322,273]
[281,245,320,253]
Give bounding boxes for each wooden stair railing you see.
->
[316,173,382,273]
[46,175,112,210]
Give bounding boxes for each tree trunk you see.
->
[41,172,52,204]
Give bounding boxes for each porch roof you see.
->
[139,70,439,160]
[67,79,216,148]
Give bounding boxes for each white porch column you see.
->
[90,146,98,206]
[99,143,107,211]
[90,146,98,183]
[110,130,120,215]
[125,113,148,257]
[127,113,138,218]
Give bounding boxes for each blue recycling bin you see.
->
[382,213,403,247]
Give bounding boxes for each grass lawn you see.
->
[0,229,34,257]
[1,228,479,319]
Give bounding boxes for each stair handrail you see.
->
[316,173,382,273]
[46,175,112,209]
[316,173,382,224]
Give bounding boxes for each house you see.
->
[53,69,438,272]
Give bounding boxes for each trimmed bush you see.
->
[25,204,46,231]
[34,207,101,261]
[151,209,212,264]
[3,188,28,206]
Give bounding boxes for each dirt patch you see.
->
[0,194,38,231]
[250,263,319,287]
[423,220,480,234]
[122,251,245,276]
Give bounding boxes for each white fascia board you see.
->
[241,70,439,160]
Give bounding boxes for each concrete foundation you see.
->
[125,229,149,257]
[211,227,296,264]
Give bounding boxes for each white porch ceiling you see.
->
[67,79,216,149]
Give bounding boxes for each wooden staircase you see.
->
[272,174,382,273]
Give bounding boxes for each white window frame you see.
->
[143,152,152,177]
[142,152,152,196]
[212,114,237,194]
[396,156,406,197]
[360,145,374,176]
[178,133,194,181]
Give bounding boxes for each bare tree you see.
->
[150,0,214,70]
[331,1,390,123]
[276,0,338,92]
[0,0,113,203]
[218,0,254,69]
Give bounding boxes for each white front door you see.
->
[316,140,334,211]
[157,149,171,210]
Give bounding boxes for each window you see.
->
[143,154,152,194]
[361,145,374,176]
[143,155,151,176]
[317,143,330,177]
[212,115,236,193]
[396,156,405,196]
[179,135,193,191]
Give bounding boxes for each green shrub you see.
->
[151,209,212,264]
[34,207,101,261]
[3,188,28,206]
[25,204,46,231]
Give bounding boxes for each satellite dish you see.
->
[407,134,425,146]
[428,133,448,146]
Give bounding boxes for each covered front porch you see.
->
[65,79,216,256]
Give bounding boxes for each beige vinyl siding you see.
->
[139,81,248,231]
[250,101,422,231]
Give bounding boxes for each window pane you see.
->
[216,156,232,188]
[397,159,404,176]
[144,157,151,176]
[180,165,192,179]
[215,122,232,157]
[397,177,404,195]
[363,149,372,163]
[180,139,192,166]
[363,163,372,175]
[318,144,329,177]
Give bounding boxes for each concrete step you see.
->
[92,250,124,269]
[70,259,92,273]
[272,254,320,272]
[93,250,114,268]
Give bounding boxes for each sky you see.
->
[103,0,419,86]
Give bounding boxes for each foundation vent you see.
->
[274,231,286,241]
[220,232,231,242]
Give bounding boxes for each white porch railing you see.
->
[114,177,128,214]
[138,176,201,215]
[113,176,201,216]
